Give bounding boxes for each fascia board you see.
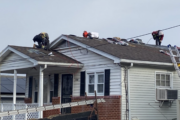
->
[37,61,84,68]
[0,64,36,72]
[50,35,121,63]
[0,46,10,58]
[121,59,173,66]
[49,35,63,48]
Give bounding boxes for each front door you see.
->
[61,74,73,114]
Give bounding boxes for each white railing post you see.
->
[12,104,15,120]
[1,104,3,120]
[38,66,44,118]
[25,104,27,120]
[13,70,17,120]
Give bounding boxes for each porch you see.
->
[0,45,83,119]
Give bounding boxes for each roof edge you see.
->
[0,46,38,66]
[38,61,83,68]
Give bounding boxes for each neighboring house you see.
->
[0,75,25,103]
[0,34,179,120]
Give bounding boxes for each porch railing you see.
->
[0,103,52,120]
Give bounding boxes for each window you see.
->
[49,75,54,102]
[156,73,171,88]
[87,72,104,96]
[34,78,39,103]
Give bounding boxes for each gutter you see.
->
[37,62,84,68]
[121,59,173,66]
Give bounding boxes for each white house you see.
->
[0,34,179,120]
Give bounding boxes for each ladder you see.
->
[168,45,180,77]
[0,99,105,118]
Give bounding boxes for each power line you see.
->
[126,24,180,40]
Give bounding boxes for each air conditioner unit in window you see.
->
[156,88,178,101]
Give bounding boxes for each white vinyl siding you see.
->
[58,46,121,96]
[122,66,179,120]
[0,52,34,71]
[56,41,77,49]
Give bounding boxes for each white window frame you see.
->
[155,72,173,89]
[86,71,105,96]
[155,71,173,101]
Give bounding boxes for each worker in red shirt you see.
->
[83,31,88,38]
[83,31,99,39]
[152,30,164,46]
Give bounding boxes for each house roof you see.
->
[1,76,26,94]
[56,35,173,63]
[9,45,81,64]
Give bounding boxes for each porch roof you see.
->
[9,45,81,64]
[0,45,83,72]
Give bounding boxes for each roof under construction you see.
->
[51,35,173,63]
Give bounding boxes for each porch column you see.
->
[38,66,44,118]
[13,70,17,120]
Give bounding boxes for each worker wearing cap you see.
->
[152,30,164,46]
[33,32,50,50]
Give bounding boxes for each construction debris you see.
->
[105,37,129,46]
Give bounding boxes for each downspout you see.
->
[128,63,133,120]
[119,63,133,120]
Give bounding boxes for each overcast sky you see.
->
[0,0,180,52]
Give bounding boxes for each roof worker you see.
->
[83,31,99,39]
[40,32,50,50]
[152,30,164,46]
[33,32,50,50]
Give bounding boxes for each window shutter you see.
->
[80,71,86,96]
[54,74,59,97]
[104,69,110,96]
[28,76,33,98]
[34,92,38,103]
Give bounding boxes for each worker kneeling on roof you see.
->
[152,30,164,46]
[33,32,50,50]
[83,31,99,39]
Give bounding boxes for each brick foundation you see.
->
[71,96,121,120]
[43,97,61,118]
[24,98,32,103]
